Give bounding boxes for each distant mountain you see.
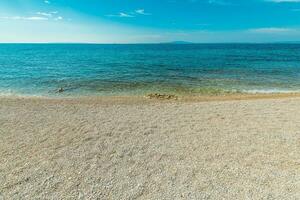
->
[166,41,194,44]
[273,41,300,44]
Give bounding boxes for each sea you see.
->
[1,43,300,97]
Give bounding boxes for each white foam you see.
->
[242,89,300,94]
[0,90,46,98]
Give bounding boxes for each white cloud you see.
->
[26,16,49,21]
[36,11,59,18]
[107,12,134,18]
[119,12,134,17]
[249,27,295,33]
[54,16,63,21]
[36,12,52,17]
[135,9,151,15]
[107,9,151,18]
[208,0,233,5]
[266,0,300,2]
[0,16,48,21]
[0,11,62,22]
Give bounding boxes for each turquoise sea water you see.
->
[1,43,300,97]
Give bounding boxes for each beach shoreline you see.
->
[2,92,300,103]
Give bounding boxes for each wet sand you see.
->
[0,95,299,199]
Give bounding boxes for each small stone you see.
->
[146,93,178,100]
[58,87,64,93]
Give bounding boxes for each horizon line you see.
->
[0,41,300,45]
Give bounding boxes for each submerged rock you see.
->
[57,87,64,93]
[146,93,178,100]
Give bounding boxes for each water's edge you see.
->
[2,91,300,103]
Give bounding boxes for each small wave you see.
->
[242,89,300,94]
[0,90,46,98]
[0,90,20,97]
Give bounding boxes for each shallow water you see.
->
[1,43,300,97]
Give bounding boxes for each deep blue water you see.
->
[1,43,300,97]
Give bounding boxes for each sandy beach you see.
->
[0,96,299,199]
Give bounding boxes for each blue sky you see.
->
[0,0,300,43]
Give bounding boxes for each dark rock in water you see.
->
[57,87,64,93]
[146,93,178,100]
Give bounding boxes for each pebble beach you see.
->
[0,96,299,199]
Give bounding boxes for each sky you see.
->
[0,0,300,43]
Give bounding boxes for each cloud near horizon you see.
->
[249,27,297,33]
[266,0,300,2]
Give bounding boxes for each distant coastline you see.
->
[1,41,300,45]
